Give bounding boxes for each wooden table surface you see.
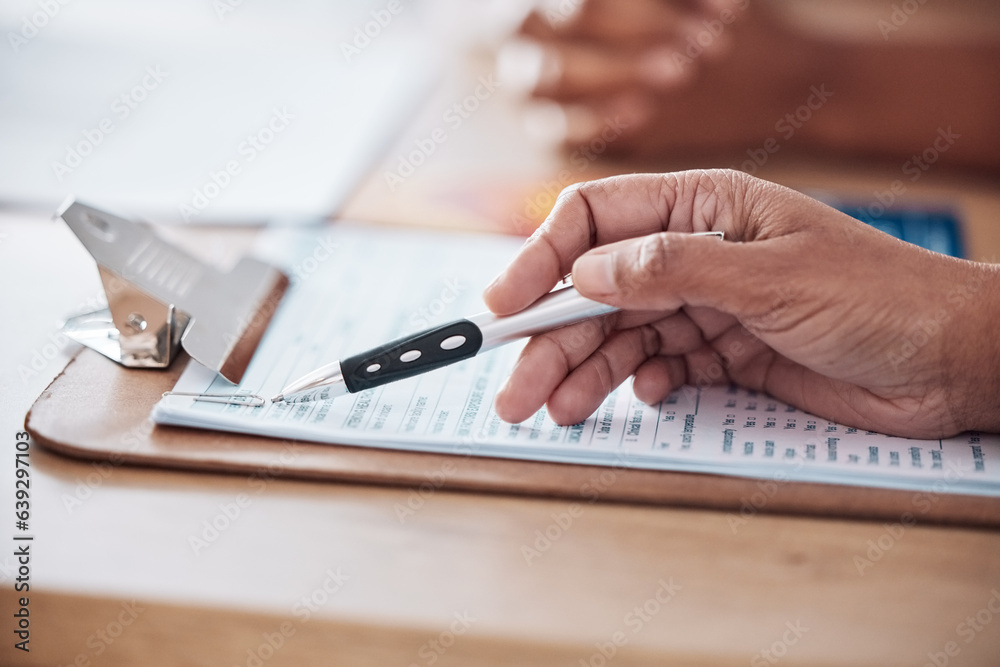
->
[3,53,1000,667]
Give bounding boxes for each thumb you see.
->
[571,231,782,317]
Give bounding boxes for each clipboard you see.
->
[25,203,1000,528]
[27,346,1000,527]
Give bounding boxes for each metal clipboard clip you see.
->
[58,200,289,384]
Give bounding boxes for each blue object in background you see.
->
[833,204,966,258]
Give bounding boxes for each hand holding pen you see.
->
[273,231,722,405]
[479,171,1000,439]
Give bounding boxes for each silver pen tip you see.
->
[270,394,284,403]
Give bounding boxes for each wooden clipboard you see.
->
[26,346,1000,527]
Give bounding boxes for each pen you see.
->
[271,285,613,403]
[272,231,723,403]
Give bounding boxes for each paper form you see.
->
[153,223,1000,496]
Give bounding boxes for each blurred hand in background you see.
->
[484,169,1000,436]
[502,0,1000,169]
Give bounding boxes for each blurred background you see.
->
[4,0,997,227]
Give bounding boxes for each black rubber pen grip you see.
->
[341,320,484,393]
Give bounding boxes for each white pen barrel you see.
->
[469,287,618,352]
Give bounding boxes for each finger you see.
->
[643,309,707,354]
[543,307,724,424]
[484,170,751,316]
[683,322,851,425]
[567,175,841,319]
[686,322,769,388]
[494,305,706,423]
[698,323,855,426]
[698,325,892,433]
[520,0,692,44]
[531,43,693,100]
[704,322,777,386]
[572,232,784,317]
[493,317,611,423]
[632,355,689,404]
[678,305,740,342]
[678,325,909,435]
[546,324,662,425]
[678,341,733,388]
[560,93,656,147]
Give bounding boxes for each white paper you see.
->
[0,0,436,221]
[153,223,1000,496]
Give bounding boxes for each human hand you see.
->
[507,0,803,155]
[483,170,1000,438]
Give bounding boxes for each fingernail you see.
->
[638,48,689,88]
[563,104,603,145]
[496,40,545,94]
[573,253,615,296]
[522,101,567,146]
[483,271,504,296]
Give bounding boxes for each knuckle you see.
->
[638,232,674,272]
[617,232,678,298]
[663,168,752,237]
[716,167,756,190]
[638,231,677,273]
